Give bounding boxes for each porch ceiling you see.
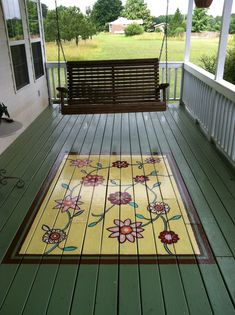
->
[0,106,234,314]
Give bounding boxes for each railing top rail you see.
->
[46,61,184,68]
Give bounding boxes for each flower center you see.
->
[120,226,133,235]
[165,234,172,241]
[64,200,72,206]
[50,232,60,240]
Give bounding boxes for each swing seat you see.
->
[58,58,169,114]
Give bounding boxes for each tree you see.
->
[122,0,152,30]
[91,0,123,31]
[168,8,185,36]
[192,8,209,33]
[41,3,48,18]
[230,14,235,34]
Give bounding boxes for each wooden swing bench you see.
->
[57,58,169,115]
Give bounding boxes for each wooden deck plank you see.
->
[174,106,235,198]
[118,113,142,315]
[0,115,80,313]
[94,114,119,315]
[163,110,235,256]
[0,113,67,224]
[150,111,235,314]
[135,113,190,315]
[149,112,232,258]
[69,114,109,315]
[0,106,234,315]
[217,257,235,304]
[167,108,235,224]
[19,115,93,315]
[0,107,60,167]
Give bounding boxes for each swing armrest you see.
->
[56,87,68,108]
[158,83,169,102]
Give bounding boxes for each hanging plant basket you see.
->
[194,0,213,8]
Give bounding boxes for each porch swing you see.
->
[55,0,170,114]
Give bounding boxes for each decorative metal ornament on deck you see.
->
[4,153,213,264]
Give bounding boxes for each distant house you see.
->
[109,17,144,34]
[154,23,166,32]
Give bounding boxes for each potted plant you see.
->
[194,0,213,8]
[0,103,13,123]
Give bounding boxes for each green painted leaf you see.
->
[153,182,161,188]
[73,210,84,217]
[62,183,69,189]
[88,222,98,227]
[136,214,144,219]
[111,179,117,185]
[150,170,158,176]
[63,246,77,251]
[97,163,102,168]
[129,201,138,208]
[169,215,182,221]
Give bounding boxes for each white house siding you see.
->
[0,0,48,155]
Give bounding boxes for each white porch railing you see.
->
[182,62,235,164]
[46,61,184,102]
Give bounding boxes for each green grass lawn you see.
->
[45,33,221,66]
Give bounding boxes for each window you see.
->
[10,45,30,90]
[27,0,40,38]
[26,0,44,79]
[2,0,30,90]
[2,0,24,40]
[32,42,44,78]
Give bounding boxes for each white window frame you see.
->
[1,0,30,92]
[25,0,45,81]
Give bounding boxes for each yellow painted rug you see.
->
[4,153,214,264]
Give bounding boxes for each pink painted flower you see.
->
[134,175,149,183]
[112,161,129,168]
[159,230,179,244]
[54,195,83,213]
[107,219,144,243]
[42,225,66,244]
[81,175,104,187]
[147,202,170,215]
[108,191,132,205]
[70,159,92,167]
[145,157,161,164]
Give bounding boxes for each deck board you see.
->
[0,106,234,315]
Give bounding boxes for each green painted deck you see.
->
[0,105,235,315]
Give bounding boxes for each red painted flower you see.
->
[42,225,66,244]
[81,175,104,187]
[145,157,161,164]
[108,191,132,205]
[159,231,179,244]
[107,219,144,243]
[134,175,149,183]
[54,195,83,213]
[70,159,92,167]
[147,202,170,214]
[112,161,129,168]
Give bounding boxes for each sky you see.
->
[42,0,235,17]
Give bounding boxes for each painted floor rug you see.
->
[4,153,213,264]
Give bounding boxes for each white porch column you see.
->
[184,0,194,62]
[215,0,233,80]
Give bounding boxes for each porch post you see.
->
[215,0,233,80]
[184,0,194,62]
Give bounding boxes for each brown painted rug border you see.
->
[3,151,215,265]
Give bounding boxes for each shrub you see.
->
[155,27,162,33]
[199,54,217,74]
[124,23,144,36]
[200,49,235,85]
